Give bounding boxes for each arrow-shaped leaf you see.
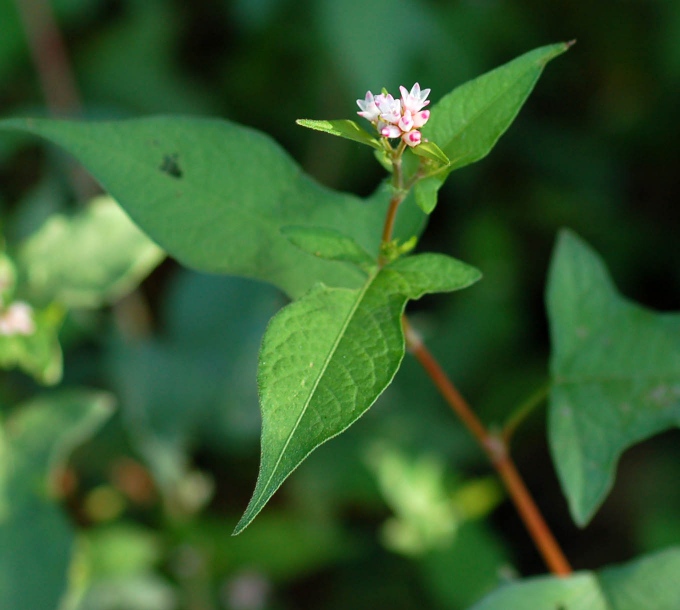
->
[546,230,680,526]
[234,253,481,533]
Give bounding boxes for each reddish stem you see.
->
[403,318,572,576]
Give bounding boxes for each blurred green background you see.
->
[1,0,679,608]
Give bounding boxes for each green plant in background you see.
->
[0,7,679,607]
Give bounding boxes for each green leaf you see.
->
[413,175,443,215]
[0,302,64,385]
[409,141,450,166]
[417,41,572,214]
[281,225,376,271]
[469,547,680,610]
[234,253,481,534]
[17,195,165,309]
[0,252,63,384]
[296,119,381,150]
[0,117,425,299]
[0,391,114,610]
[546,230,680,526]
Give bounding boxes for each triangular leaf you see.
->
[296,119,381,150]
[281,225,376,271]
[234,253,481,533]
[0,117,425,299]
[546,230,680,526]
[469,547,680,610]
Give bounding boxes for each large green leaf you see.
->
[0,391,114,610]
[234,253,481,534]
[415,42,571,214]
[0,117,424,299]
[469,547,680,610]
[17,195,165,308]
[546,230,680,525]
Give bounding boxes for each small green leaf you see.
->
[546,230,680,526]
[17,195,165,309]
[296,119,381,150]
[413,175,443,215]
[234,253,481,534]
[0,391,114,610]
[410,141,450,165]
[281,225,376,271]
[0,117,424,299]
[469,547,680,610]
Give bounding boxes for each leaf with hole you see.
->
[0,117,424,299]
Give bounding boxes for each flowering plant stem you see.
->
[378,137,572,576]
[403,316,572,576]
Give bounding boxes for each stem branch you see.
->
[403,317,572,576]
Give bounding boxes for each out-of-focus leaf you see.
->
[546,230,680,525]
[17,195,164,309]
[0,301,64,384]
[469,547,680,610]
[0,117,424,299]
[0,391,114,610]
[235,253,481,534]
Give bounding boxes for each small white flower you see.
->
[400,83,431,113]
[0,301,36,336]
[375,94,402,125]
[356,91,381,122]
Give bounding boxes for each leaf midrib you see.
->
[258,271,379,500]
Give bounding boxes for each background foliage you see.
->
[0,0,679,608]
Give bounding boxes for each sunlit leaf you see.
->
[296,119,381,149]
[18,195,165,309]
[234,253,481,533]
[546,230,680,525]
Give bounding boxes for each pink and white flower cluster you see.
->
[357,83,431,147]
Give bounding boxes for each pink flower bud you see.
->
[402,130,422,147]
[398,110,415,133]
[379,122,402,139]
[412,110,430,129]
